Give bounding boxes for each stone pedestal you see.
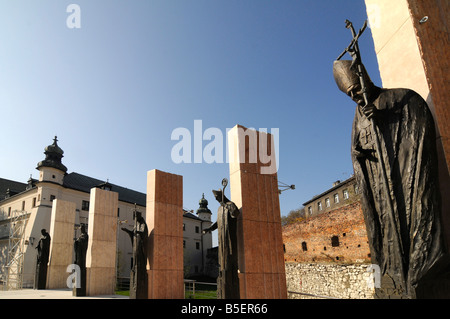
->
[146,169,184,299]
[85,187,119,296]
[228,125,287,299]
[46,199,76,289]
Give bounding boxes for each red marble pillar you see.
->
[146,169,184,299]
[228,125,287,299]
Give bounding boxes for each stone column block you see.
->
[46,199,76,289]
[146,169,184,299]
[228,125,287,299]
[85,187,119,296]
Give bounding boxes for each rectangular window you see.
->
[343,189,349,200]
[183,240,186,248]
[82,200,90,211]
[334,194,339,203]
[331,236,340,247]
[196,242,200,250]
[195,226,200,233]
[183,223,186,231]
[32,197,36,208]
[22,201,25,211]
[325,198,330,207]
[308,206,312,215]
[318,202,323,211]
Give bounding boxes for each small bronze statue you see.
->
[121,208,148,299]
[203,178,240,299]
[73,224,89,296]
[35,229,51,289]
[334,20,448,298]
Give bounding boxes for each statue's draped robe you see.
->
[73,231,88,296]
[35,233,51,289]
[351,88,444,297]
[210,201,240,299]
[74,232,88,267]
[123,220,148,299]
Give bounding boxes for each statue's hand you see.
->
[352,148,365,159]
[352,147,377,161]
[361,104,377,120]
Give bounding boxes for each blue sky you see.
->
[0,1,381,243]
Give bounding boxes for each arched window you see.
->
[301,242,307,251]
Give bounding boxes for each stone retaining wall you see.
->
[285,262,375,299]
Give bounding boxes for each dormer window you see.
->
[98,180,112,191]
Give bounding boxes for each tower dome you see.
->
[36,136,68,173]
[196,193,212,221]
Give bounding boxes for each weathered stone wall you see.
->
[283,201,371,264]
[285,262,375,299]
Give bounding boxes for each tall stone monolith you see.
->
[46,199,76,289]
[146,169,184,299]
[228,124,287,299]
[85,187,119,296]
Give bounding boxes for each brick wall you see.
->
[283,201,371,264]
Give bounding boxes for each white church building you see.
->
[0,137,215,289]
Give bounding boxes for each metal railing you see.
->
[116,277,130,291]
[184,279,217,299]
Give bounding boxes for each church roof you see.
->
[2,137,146,206]
[0,178,28,201]
[0,173,146,206]
[63,172,146,206]
[183,212,201,221]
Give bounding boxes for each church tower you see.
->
[36,136,67,185]
[196,193,212,222]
